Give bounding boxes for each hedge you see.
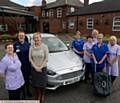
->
[0,34,17,42]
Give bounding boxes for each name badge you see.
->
[16,49,20,53]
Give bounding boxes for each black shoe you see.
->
[90,81,94,85]
[84,80,88,84]
[27,91,32,97]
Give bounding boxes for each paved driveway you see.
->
[0,41,120,103]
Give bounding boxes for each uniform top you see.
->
[92,43,109,61]
[14,41,30,65]
[108,44,120,76]
[83,42,94,63]
[71,38,85,58]
[91,43,109,68]
[0,54,24,90]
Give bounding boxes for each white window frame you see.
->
[46,11,49,17]
[0,24,8,31]
[70,7,75,13]
[17,24,26,30]
[57,8,62,18]
[68,20,75,29]
[42,10,45,17]
[62,22,66,29]
[49,9,54,17]
[87,18,94,29]
[112,16,120,31]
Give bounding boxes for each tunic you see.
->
[92,43,109,70]
[108,44,120,76]
[14,41,31,81]
[83,42,94,63]
[0,54,24,90]
[71,38,85,58]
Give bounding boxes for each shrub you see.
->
[0,34,17,42]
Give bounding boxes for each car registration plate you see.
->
[63,77,80,85]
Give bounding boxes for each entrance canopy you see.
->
[0,6,34,17]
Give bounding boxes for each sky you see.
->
[10,0,103,7]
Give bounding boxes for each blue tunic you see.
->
[92,43,109,70]
[14,41,31,81]
[71,38,85,58]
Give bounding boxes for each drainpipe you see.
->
[1,7,5,33]
[76,16,78,31]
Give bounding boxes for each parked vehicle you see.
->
[26,33,85,90]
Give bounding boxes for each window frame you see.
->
[70,7,75,13]
[112,16,120,31]
[17,24,26,30]
[87,18,94,29]
[42,10,45,17]
[68,20,75,29]
[49,9,54,17]
[57,8,62,18]
[0,24,8,31]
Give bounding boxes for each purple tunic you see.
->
[93,37,98,44]
[108,44,120,76]
[0,54,25,90]
[83,42,94,63]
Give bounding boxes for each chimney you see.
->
[42,0,46,8]
[84,0,89,6]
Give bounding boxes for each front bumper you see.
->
[46,69,85,90]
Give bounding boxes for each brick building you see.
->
[68,0,120,35]
[0,0,35,35]
[29,0,83,33]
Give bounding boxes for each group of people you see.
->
[0,29,120,100]
[0,31,48,102]
[71,29,120,85]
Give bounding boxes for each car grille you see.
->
[57,70,83,80]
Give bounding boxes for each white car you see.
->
[26,33,85,90]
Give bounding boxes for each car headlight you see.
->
[82,63,85,70]
[47,69,56,76]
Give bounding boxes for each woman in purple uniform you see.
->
[107,36,120,84]
[0,42,24,100]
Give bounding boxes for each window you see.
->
[68,20,75,29]
[70,7,75,13]
[112,16,120,31]
[17,24,26,30]
[0,24,8,31]
[46,11,49,17]
[62,22,66,29]
[87,18,94,29]
[57,8,62,18]
[49,9,54,17]
[42,10,45,17]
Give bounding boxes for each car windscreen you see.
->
[42,37,68,53]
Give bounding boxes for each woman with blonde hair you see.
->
[29,32,48,102]
[107,36,120,84]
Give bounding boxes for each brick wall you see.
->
[68,12,120,35]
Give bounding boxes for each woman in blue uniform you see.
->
[14,30,31,98]
[71,31,85,58]
[91,33,109,76]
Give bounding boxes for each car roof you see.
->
[26,33,56,38]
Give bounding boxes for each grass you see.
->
[0,52,5,59]
[0,43,5,59]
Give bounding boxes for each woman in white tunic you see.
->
[107,36,120,84]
